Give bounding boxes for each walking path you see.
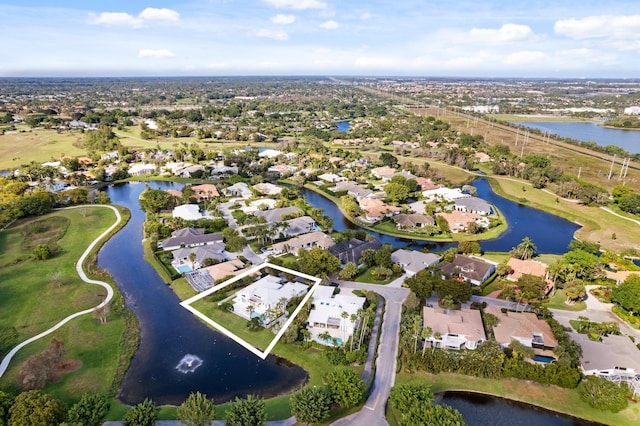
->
[0,205,121,378]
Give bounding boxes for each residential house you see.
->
[253,182,283,196]
[184,258,245,292]
[241,198,278,213]
[604,270,639,285]
[271,231,334,255]
[165,189,183,198]
[506,258,553,295]
[415,177,441,191]
[268,164,297,176]
[423,306,486,350]
[439,255,497,286]
[358,198,401,222]
[233,275,308,324]
[572,333,640,395]
[307,285,366,346]
[423,187,470,202]
[391,249,440,276]
[454,197,493,215]
[224,182,252,199]
[190,184,219,200]
[330,181,373,200]
[329,238,382,265]
[392,170,417,180]
[128,163,157,176]
[171,244,227,270]
[371,166,397,181]
[210,165,238,178]
[172,204,210,221]
[474,152,491,163]
[177,164,205,178]
[436,210,485,233]
[393,213,435,230]
[161,227,224,250]
[485,306,558,351]
[282,216,316,237]
[258,149,282,159]
[318,173,346,183]
[254,206,304,224]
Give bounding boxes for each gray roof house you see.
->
[454,197,493,215]
[391,249,440,276]
[393,213,435,230]
[283,216,316,237]
[572,333,640,383]
[224,182,252,199]
[161,228,224,251]
[439,254,497,286]
[329,238,382,265]
[172,244,227,270]
[330,181,373,200]
[254,206,304,224]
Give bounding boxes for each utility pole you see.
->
[607,154,616,180]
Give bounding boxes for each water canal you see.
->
[99,181,307,405]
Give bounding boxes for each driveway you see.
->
[330,280,410,426]
[218,201,239,229]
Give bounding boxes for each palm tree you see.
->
[516,237,537,260]
[318,331,331,344]
[245,304,255,319]
[421,327,433,355]
[341,311,349,341]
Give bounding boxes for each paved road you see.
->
[331,280,410,426]
[218,201,239,229]
[0,205,121,378]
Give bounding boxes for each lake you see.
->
[336,121,351,132]
[99,181,307,405]
[440,392,601,426]
[301,178,580,254]
[512,121,640,154]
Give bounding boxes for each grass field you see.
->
[0,206,130,405]
[395,371,640,426]
[0,129,87,170]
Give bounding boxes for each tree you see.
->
[8,390,67,426]
[458,240,481,254]
[67,393,109,426]
[403,269,436,299]
[0,391,14,426]
[388,383,466,426]
[379,152,398,167]
[123,399,158,426]
[339,262,358,280]
[578,376,629,412]
[384,182,410,204]
[32,243,53,260]
[176,392,215,426]
[434,279,472,304]
[511,237,537,260]
[517,274,546,308]
[139,187,175,214]
[564,280,586,303]
[507,340,535,360]
[340,195,361,217]
[360,249,377,268]
[17,339,65,390]
[611,274,640,315]
[290,386,332,425]
[225,394,266,426]
[326,367,364,409]
[297,247,340,276]
[222,228,247,253]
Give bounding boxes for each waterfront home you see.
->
[210,165,238,178]
[329,238,382,266]
[415,177,441,191]
[271,231,334,256]
[318,173,346,183]
[172,244,227,270]
[393,213,435,230]
[161,227,224,251]
[224,182,252,199]
[485,306,558,351]
[358,198,401,222]
[506,258,553,295]
[233,275,308,324]
[128,163,157,176]
[423,306,486,350]
[282,216,316,237]
[184,258,245,292]
[254,206,304,224]
[454,197,493,215]
[253,182,283,196]
[268,164,297,176]
[439,255,496,286]
[307,285,365,346]
[330,181,373,200]
[391,249,440,276]
[423,187,470,202]
[436,210,485,233]
[191,184,220,200]
[571,333,640,395]
[172,204,213,221]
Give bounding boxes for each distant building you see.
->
[623,106,640,115]
[254,206,304,224]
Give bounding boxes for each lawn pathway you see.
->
[0,205,121,378]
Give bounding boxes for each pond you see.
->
[512,121,640,154]
[439,392,601,426]
[99,181,308,405]
[335,121,351,132]
[301,178,580,254]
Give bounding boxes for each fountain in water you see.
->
[175,354,203,374]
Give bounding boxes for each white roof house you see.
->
[172,204,205,221]
[422,187,470,202]
[308,285,365,346]
[233,275,308,322]
[253,182,283,196]
[258,149,283,159]
[391,249,440,276]
[318,173,347,183]
[128,163,157,176]
[224,182,252,199]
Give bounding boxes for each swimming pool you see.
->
[176,264,193,273]
[533,355,556,363]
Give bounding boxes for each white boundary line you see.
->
[180,262,322,360]
[0,205,121,377]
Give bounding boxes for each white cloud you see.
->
[360,12,372,20]
[271,14,296,25]
[320,20,339,30]
[503,50,546,65]
[252,29,289,40]
[139,8,180,22]
[469,24,536,43]
[555,14,640,40]
[263,0,327,10]
[90,8,180,28]
[90,12,142,28]
[138,49,175,58]
[355,56,395,68]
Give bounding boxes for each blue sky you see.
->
[1,0,639,77]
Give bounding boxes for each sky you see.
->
[1,0,639,78]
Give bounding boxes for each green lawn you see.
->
[0,206,131,405]
[544,289,586,311]
[0,129,87,170]
[395,372,640,426]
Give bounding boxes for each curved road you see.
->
[0,205,121,377]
